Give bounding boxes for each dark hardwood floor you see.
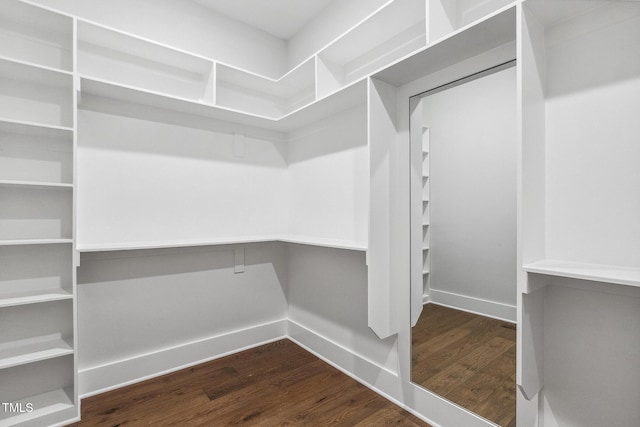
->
[72,339,428,426]
[412,303,516,427]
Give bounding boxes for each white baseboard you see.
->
[287,320,444,427]
[429,289,516,323]
[79,318,288,398]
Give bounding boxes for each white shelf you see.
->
[0,336,73,370]
[0,239,73,247]
[0,57,73,128]
[0,118,73,138]
[216,59,315,119]
[0,289,72,309]
[79,76,367,133]
[428,0,514,42]
[77,235,367,253]
[0,388,74,427]
[77,236,278,253]
[523,260,640,288]
[0,0,73,72]
[279,235,367,252]
[0,180,73,189]
[317,0,426,97]
[77,20,214,103]
[374,5,516,87]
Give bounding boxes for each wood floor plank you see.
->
[411,304,516,427]
[72,339,429,426]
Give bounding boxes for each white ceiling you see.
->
[193,0,335,39]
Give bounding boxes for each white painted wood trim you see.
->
[429,289,517,323]
[78,319,288,398]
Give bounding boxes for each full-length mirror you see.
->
[409,62,517,427]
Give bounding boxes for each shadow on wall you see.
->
[284,244,399,373]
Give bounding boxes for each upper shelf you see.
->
[77,235,367,253]
[317,0,426,98]
[373,4,516,87]
[216,59,316,119]
[523,260,640,288]
[0,0,73,72]
[0,57,74,128]
[77,20,215,104]
[79,75,366,133]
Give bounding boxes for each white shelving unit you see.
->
[216,59,315,119]
[0,1,78,425]
[420,127,430,304]
[77,20,215,104]
[517,1,640,425]
[317,0,426,98]
[427,0,513,43]
[523,260,640,289]
[0,58,73,128]
[0,0,73,71]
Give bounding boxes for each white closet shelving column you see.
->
[0,1,78,425]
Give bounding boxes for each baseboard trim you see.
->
[79,318,288,398]
[429,289,516,323]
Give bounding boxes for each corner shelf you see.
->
[523,260,640,288]
[216,59,315,119]
[77,235,367,253]
[79,75,367,133]
[0,336,73,370]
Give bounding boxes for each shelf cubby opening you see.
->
[524,0,640,269]
[0,0,73,72]
[0,120,73,185]
[0,186,72,241]
[317,0,426,98]
[216,59,315,119]
[428,0,514,43]
[0,300,73,348]
[0,356,74,426]
[78,21,215,104]
[0,244,72,308]
[0,58,73,128]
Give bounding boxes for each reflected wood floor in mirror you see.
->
[412,304,516,427]
[73,339,429,426]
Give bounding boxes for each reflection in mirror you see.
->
[410,62,517,427]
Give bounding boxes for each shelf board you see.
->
[77,236,278,252]
[0,119,74,139]
[523,260,640,288]
[373,5,516,86]
[78,235,367,253]
[0,336,73,370]
[0,239,73,246]
[0,388,74,426]
[279,235,367,252]
[0,56,72,89]
[0,180,73,189]
[79,75,367,133]
[0,289,72,309]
